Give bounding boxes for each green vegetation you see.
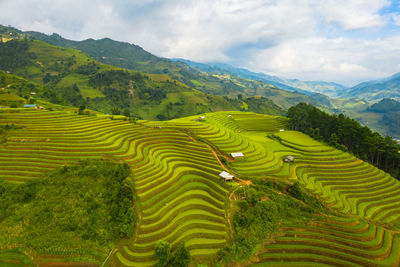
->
[1,25,400,266]
[367,98,400,137]
[342,72,400,101]
[0,39,36,71]
[25,29,333,112]
[0,39,284,120]
[1,108,400,266]
[0,160,135,264]
[155,242,190,267]
[219,181,325,264]
[288,103,400,178]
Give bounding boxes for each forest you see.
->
[288,103,400,178]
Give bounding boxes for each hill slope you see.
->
[343,73,400,101]
[19,27,334,110]
[1,108,400,266]
[176,59,347,97]
[0,38,284,119]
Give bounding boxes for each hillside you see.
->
[176,59,347,97]
[343,73,400,101]
[367,98,400,138]
[0,39,284,119]
[1,108,400,266]
[16,27,335,110]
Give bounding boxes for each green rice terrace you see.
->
[0,108,400,266]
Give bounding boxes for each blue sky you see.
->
[0,0,399,86]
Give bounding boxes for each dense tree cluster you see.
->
[0,39,36,70]
[0,160,136,260]
[367,99,400,137]
[218,180,323,264]
[154,241,190,267]
[288,103,400,178]
[88,70,144,88]
[367,98,400,113]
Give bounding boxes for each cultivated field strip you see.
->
[0,109,229,266]
[171,112,400,266]
[2,109,400,266]
[250,216,400,267]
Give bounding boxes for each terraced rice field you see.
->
[251,216,400,266]
[0,109,229,266]
[1,109,400,266]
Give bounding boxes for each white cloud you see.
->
[314,0,390,30]
[247,36,400,85]
[0,0,399,85]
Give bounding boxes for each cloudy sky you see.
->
[1,0,400,86]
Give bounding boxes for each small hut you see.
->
[284,155,294,163]
[279,129,285,132]
[219,171,234,181]
[231,152,244,159]
[227,115,233,118]
[24,104,37,108]
[199,116,205,121]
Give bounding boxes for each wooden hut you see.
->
[219,171,234,181]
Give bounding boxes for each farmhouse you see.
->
[219,171,234,181]
[231,152,244,158]
[284,155,294,163]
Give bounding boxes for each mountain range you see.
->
[1,24,400,138]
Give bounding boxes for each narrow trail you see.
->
[205,144,252,240]
[207,144,252,186]
[227,185,242,239]
[101,248,116,267]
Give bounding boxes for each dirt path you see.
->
[100,248,116,267]
[205,144,253,240]
[227,185,242,239]
[207,145,252,186]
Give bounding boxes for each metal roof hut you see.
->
[23,104,37,108]
[231,152,244,158]
[284,155,294,163]
[227,115,233,118]
[219,171,234,181]
[199,116,205,121]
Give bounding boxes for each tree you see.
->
[155,241,171,267]
[0,75,5,87]
[111,107,120,115]
[78,105,86,115]
[169,243,190,267]
[123,108,131,117]
[328,133,339,148]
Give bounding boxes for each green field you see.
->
[0,109,399,266]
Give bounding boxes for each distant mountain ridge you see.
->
[174,59,348,97]
[342,72,400,101]
[8,26,333,110]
